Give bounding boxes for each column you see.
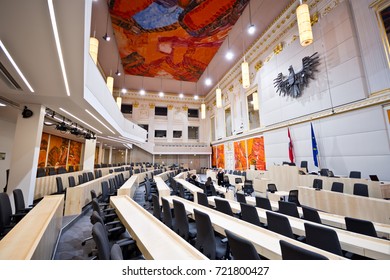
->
[98,142,103,165]
[7,104,45,206]
[83,139,96,171]
[125,149,128,165]
[108,146,112,164]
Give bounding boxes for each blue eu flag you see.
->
[311,123,318,167]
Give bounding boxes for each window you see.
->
[155,106,168,116]
[188,108,199,118]
[139,124,149,132]
[154,130,167,138]
[247,92,260,130]
[121,104,133,114]
[225,106,232,137]
[173,130,182,138]
[188,126,199,140]
[210,116,215,141]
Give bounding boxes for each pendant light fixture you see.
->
[252,91,259,111]
[216,84,222,108]
[115,54,121,76]
[102,10,111,41]
[247,0,255,35]
[106,70,113,95]
[225,35,234,60]
[89,31,99,65]
[201,102,206,119]
[242,56,250,89]
[159,78,164,97]
[139,77,145,95]
[296,0,313,46]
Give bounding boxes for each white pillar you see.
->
[125,149,128,165]
[7,104,45,207]
[108,146,112,164]
[83,139,96,171]
[98,142,103,164]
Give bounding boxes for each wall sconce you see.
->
[296,0,313,47]
[201,103,206,119]
[216,85,222,108]
[241,56,250,89]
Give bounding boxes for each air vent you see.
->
[0,61,21,90]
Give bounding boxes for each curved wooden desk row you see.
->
[174,170,196,180]
[243,196,390,238]
[155,170,175,182]
[174,178,203,203]
[117,169,158,198]
[206,170,245,186]
[110,195,207,260]
[0,195,64,260]
[164,196,345,260]
[64,171,129,216]
[207,196,390,260]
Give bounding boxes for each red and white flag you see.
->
[288,127,294,163]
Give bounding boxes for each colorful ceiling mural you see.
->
[109,0,250,82]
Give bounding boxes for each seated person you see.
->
[217,168,224,186]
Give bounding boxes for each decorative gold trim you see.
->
[167,105,173,110]
[149,103,155,109]
[182,105,188,111]
[311,12,319,25]
[273,43,283,55]
[133,101,139,108]
[255,60,263,71]
[369,87,390,97]
[229,85,234,92]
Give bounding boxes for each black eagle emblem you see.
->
[273,52,320,98]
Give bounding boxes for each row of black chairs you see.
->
[312,178,369,197]
[36,166,75,177]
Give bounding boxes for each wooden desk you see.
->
[0,195,64,259]
[268,191,289,202]
[118,174,139,198]
[110,195,207,260]
[174,178,203,203]
[298,186,390,225]
[214,185,235,200]
[208,196,390,260]
[175,170,197,180]
[154,177,171,203]
[155,170,175,182]
[164,196,345,260]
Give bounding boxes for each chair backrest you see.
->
[68,165,74,172]
[57,167,67,174]
[48,167,56,175]
[197,192,209,207]
[78,174,84,185]
[173,199,192,240]
[236,192,247,204]
[0,193,13,232]
[243,180,254,195]
[161,197,174,229]
[234,177,242,184]
[88,172,94,181]
[287,189,300,206]
[312,178,323,190]
[82,172,89,183]
[353,183,368,197]
[266,211,294,239]
[255,196,272,211]
[345,217,377,237]
[304,222,343,256]
[209,184,217,196]
[90,189,97,200]
[194,209,217,259]
[267,183,277,193]
[278,201,300,218]
[225,229,260,260]
[68,176,76,188]
[36,167,46,178]
[214,198,234,217]
[56,177,64,193]
[91,222,111,260]
[223,175,230,186]
[349,171,361,179]
[319,168,329,176]
[12,189,26,213]
[300,161,308,172]
[331,182,344,193]
[151,194,161,220]
[101,181,110,203]
[279,240,328,260]
[110,244,123,260]
[301,205,322,224]
[240,203,263,227]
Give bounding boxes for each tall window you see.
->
[210,116,215,141]
[173,130,182,138]
[247,92,260,130]
[225,106,232,137]
[188,108,199,118]
[188,126,199,140]
[121,104,133,114]
[155,106,168,116]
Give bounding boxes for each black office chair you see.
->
[54,177,66,195]
[240,203,264,227]
[312,178,323,190]
[172,199,197,243]
[91,198,116,223]
[236,192,247,204]
[47,167,56,176]
[319,168,329,177]
[331,182,344,193]
[266,211,295,239]
[0,193,26,238]
[82,172,89,183]
[353,183,368,197]
[255,196,272,211]
[279,240,328,260]
[267,183,277,193]
[304,222,343,256]
[242,180,254,196]
[345,217,378,238]
[110,243,123,260]
[300,161,308,173]
[278,201,300,218]
[13,189,33,214]
[57,167,67,174]
[68,165,74,173]
[78,174,84,185]
[349,171,361,179]
[36,167,46,178]
[161,197,175,230]
[214,198,236,217]
[301,205,322,224]
[193,209,227,259]
[68,176,76,188]
[287,190,300,206]
[151,194,162,220]
[197,192,211,208]
[225,229,260,260]
[178,183,194,201]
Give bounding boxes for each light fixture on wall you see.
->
[102,11,111,41]
[216,84,222,108]
[115,55,121,76]
[296,0,313,46]
[247,0,255,35]
[241,56,250,89]
[89,31,99,65]
[106,70,113,95]
[252,90,259,111]
[205,67,212,86]
[201,102,206,119]
[225,35,234,60]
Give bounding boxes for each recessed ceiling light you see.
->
[205,78,212,86]
[194,95,199,100]
[159,91,164,97]
[248,24,256,35]
[225,51,234,60]
[139,89,145,95]
[179,93,184,98]
[121,88,127,94]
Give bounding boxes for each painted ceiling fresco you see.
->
[109,0,249,82]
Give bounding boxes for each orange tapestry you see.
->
[247,137,266,170]
[211,146,217,167]
[234,140,247,171]
[216,144,225,169]
[38,133,49,167]
[47,135,69,168]
[68,140,83,170]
